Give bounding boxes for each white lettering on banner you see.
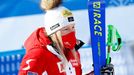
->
[22,59,35,70]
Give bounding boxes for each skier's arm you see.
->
[18,48,46,75]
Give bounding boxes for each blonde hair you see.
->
[50,31,80,63]
[40,0,62,11]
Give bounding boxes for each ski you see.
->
[87,0,106,75]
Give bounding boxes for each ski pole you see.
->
[106,25,122,65]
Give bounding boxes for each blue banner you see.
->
[0,0,133,18]
[0,49,24,75]
[88,0,106,75]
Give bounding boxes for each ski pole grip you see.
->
[107,25,113,46]
[101,64,114,75]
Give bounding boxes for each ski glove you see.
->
[86,63,114,75]
[101,64,114,75]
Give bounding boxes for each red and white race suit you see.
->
[18,27,82,75]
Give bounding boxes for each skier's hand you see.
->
[85,64,114,75]
[101,64,114,75]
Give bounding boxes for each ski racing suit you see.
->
[18,27,83,75]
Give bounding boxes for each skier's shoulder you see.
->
[24,27,49,54]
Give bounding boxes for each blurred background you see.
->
[0,0,134,75]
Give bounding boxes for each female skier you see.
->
[18,0,85,75]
